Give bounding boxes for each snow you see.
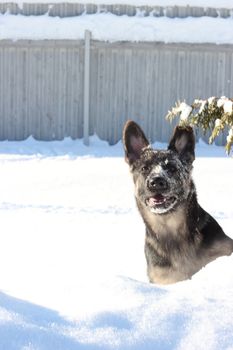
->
[0,135,232,349]
[1,13,233,43]
[223,100,233,114]
[214,118,221,127]
[208,97,216,105]
[217,97,226,107]
[1,0,233,8]
[216,96,233,113]
[178,102,192,121]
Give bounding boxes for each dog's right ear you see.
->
[168,125,195,163]
[123,120,150,164]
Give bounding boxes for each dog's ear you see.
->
[168,125,195,163]
[123,120,150,164]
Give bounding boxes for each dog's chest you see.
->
[143,207,203,284]
[145,236,202,284]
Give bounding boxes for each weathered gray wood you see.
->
[84,30,91,146]
[0,40,84,141]
[0,40,233,144]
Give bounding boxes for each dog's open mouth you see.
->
[146,194,177,213]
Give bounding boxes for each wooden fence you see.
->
[0,38,233,144]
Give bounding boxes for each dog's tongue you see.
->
[148,195,166,206]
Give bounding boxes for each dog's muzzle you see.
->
[145,175,178,214]
[147,176,168,192]
[146,194,177,214]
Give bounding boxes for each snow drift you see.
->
[0,136,232,349]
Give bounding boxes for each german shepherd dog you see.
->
[123,120,233,284]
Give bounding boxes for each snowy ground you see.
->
[0,135,232,350]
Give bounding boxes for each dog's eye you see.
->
[167,165,177,174]
[141,165,150,172]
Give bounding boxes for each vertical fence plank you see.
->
[83,30,91,146]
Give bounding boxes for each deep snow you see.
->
[0,136,232,350]
[1,13,233,43]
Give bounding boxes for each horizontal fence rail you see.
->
[0,39,233,144]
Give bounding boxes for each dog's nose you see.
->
[148,176,168,191]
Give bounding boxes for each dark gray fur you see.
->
[123,120,233,284]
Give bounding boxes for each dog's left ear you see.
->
[168,126,195,163]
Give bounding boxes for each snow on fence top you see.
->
[0,0,233,42]
[1,13,233,43]
[0,1,233,18]
[0,0,233,7]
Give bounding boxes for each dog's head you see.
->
[123,121,195,214]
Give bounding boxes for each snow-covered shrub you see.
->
[166,96,233,155]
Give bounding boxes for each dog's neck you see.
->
[142,205,188,239]
[137,190,199,241]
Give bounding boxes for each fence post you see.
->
[83,30,91,146]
